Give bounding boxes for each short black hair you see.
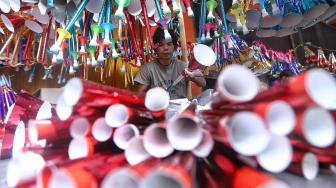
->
[152,27,178,46]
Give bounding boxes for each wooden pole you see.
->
[177,0,192,99]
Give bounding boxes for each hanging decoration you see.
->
[329,52,336,72]
[298,43,336,73]
[226,0,336,38]
[0,75,16,124]
[304,45,318,64]
[0,0,198,87]
[205,32,304,77]
[317,48,328,68]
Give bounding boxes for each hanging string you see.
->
[218,0,228,32]
[154,0,164,20]
[169,17,180,37]
[98,1,107,25]
[105,0,112,23]
[197,0,206,40]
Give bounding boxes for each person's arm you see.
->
[184,69,206,87]
[133,82,150,96]
[190,76,206,87]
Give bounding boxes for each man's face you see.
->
[156,39,175,60]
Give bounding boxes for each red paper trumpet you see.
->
[101,158,161,188]
[253,100,296,136]
[22,145,69,162]
[141,152,196,188]
[37,153,121,188]
[290,139,336,158]
[68,136,118,160]
[1,91,44,159]
[204,100,296,136]
[6,151,46,188]
[61,78,145,107]
[56,94,107,120]
[11,121,27,158]
[70,117,92,139]
[211,64,260,108]
[213,68,336,110]
[192,129,215,158]
[208,141,249,180]
[293,149,336,164]
[212,152,240,181]
[295,107,336,148]
[256,134,293,173]
[289,152,319,180]
[144,87,170,120]
[91,117,113,142]
[113,123,140,150]
[166,114,203,151]
[206,111,270,157]
[105,103,154,128]
[232,167,289,188]
[35,101,55,121]
[252,68,336,109]
[196,158,230,188]
[143,122,174,158]
[125,135,151,165]
[48,153,126,188]
[28,119,73,144]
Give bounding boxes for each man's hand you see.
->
[183,68,204,80]
[132,82,150,97]
[182,68,206,87]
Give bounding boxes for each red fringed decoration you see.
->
[304,46,317,65]
[329,52,336,73]
[317,49,328,68]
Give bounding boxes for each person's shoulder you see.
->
[139,61,160,73]
[175,60,188,68]
[144,60,158,66]
[140,61,155,69]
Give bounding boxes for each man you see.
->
[134,27,206,99]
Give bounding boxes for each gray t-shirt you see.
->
[134,60,187,99]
